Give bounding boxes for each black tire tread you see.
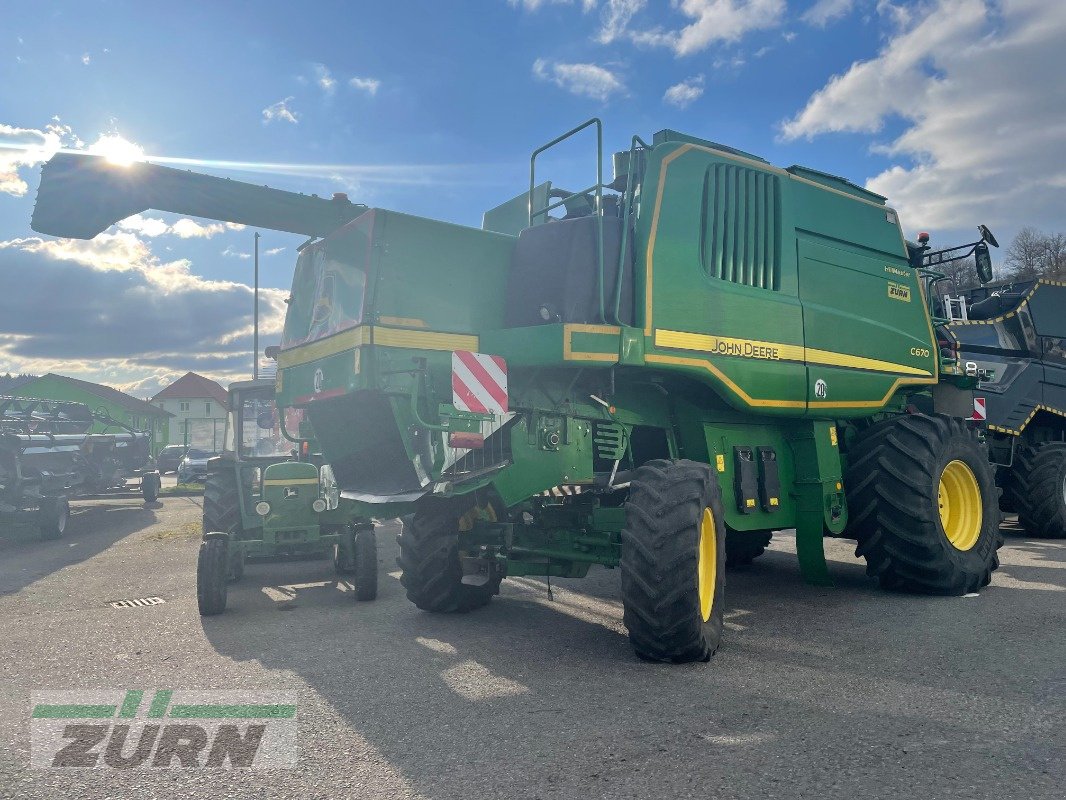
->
[197,536,228,615]
[620,459,725,663]
[354,528,378,601]
[397,501,500,612]
[1014,441,1066,538]
[845,414,1001,594]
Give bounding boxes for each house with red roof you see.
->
[150,372,229,451]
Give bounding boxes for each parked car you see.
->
[177,449,217,485]
[155,444,188,474]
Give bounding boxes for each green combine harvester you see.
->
[31,120,1001,662]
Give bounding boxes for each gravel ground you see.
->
[0,496,1063,799]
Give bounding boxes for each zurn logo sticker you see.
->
[30,690,297,769]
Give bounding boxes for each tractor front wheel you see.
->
[621,459,726,663]
[846,414,1001,594]
[1012,442,1066,538]
[398,497,501,613]
[197,533,229,615]
[353,527,378,601]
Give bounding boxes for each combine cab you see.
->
[32,119,1002,661]
[196,380,377,615]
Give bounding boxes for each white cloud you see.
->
[631,0,785,55]
[801,0,855,27]
[118,215,244,239]
[81,52,91,65]
[532,58,625,101]
[262,97,299,124]
[222,245,252,260]
[663,75,705,108]
[313,63,336,94]
[597,0,646,43]
[0,122,78,196]
[264,246,286,256]
[349,76,381,96]
[782,0,1066,232]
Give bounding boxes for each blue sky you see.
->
[1,0,1063,396]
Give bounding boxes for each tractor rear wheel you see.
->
[398,497,501,612]
[620,459,726,663]
[846,414,1001,594]
[38,496,70,541]
[353,527,378,601]
[203,469,242,535]
[141,474,160,503]
[1013,442,1066,538]
[197,533,229,615]
[725,529,772,567]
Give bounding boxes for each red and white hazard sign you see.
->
[452,351,508,415]
[971,397,987,421]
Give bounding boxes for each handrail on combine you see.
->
[529,118,606,323]
[529,120,650,326]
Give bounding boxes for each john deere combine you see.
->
[31,119,1001,661]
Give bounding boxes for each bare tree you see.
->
[1041,232,1066,279]
[1004,226,1046,279]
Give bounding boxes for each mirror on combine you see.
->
[974,242,995,284]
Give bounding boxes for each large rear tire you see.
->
[725,529,772,567]
[845,414,1001,594]
[202,469,242,535]
[398,496,501,612]
[1013,442,1066,538]
[620,459,726,663]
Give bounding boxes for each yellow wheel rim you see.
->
[938,460,983,551]
[458,502,497,532]
[697,508,717,622]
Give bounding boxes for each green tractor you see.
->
[31,119,1001,661]
[196,379,377,615]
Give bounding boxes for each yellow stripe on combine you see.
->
[277,326,479,369]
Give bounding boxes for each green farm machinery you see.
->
[0,395,161,539]
[196,379,377,614]
[32,119,1001,661]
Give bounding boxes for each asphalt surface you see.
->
[1,494,1064,799]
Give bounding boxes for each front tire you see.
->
[621,459,726,663]
[1013,442,1066,538]
[142,474,160,503]
[846,414,1001,594]
[398,497,501,612]
[353,527,378,601]
[197,533,229,615]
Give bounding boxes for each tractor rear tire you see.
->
[38,496,70,541]
[398,498,501,613]
[1013,442,1066,538]
[197,533,229,615]
[353,527,378,601]
[725,529,772,567]
[620,459,726,663]
[845,414,1001,594]
[203,470,241,536]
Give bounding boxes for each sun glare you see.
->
[88,134,145,166]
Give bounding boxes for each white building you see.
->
[151,372,229,452]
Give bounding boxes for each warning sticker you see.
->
[887,282,911,302]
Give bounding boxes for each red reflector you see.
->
[449,432,485,449]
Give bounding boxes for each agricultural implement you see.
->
[196,379,377,614]
[930,255,1066,537]
[0,395,160,539]
[31,119,1001,661]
